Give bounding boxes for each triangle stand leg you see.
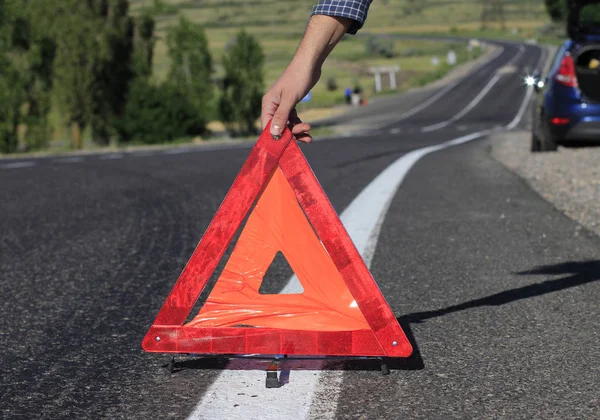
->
[379,357,390,375]
[167,356,176,374]
[265,357,282,388]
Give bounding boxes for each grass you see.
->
[148,15,489,111]
[132,0,551,103]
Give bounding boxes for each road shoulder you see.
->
[491,130,600,237]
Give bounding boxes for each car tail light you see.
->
[550,117,570,125]
[554,54,578,87]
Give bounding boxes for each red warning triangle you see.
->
[142,125,412,357]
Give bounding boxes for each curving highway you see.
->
[2,41,600,420]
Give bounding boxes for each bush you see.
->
[365,36,394,58]
[544,0,567,22]
[117,79,203,144]
[326,76,338,91]
[23,118,51,151]
[581,4,600,22]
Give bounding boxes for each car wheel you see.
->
[531,131,541,152]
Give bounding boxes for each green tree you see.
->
[219,30,264,135]
[132,13,155,79]
[0,56,23,153]
[166,17,213,136]
[0,0,21,153]
[116,78,198,144]
[0,0,56,153]
[51,1,99,149]
[581,3,600,22]
[11,2,57,150]
[544,0,567,22]
[89,0,136,146]
[51,0,151,149]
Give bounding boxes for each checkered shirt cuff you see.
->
[311,0,373,34]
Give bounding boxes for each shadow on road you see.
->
[401,260,600,324]
[396,259,600,370]
[165,261,599,375]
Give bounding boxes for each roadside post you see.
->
[369,65,400,93]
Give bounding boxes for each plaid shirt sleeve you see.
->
[311,0,373,34]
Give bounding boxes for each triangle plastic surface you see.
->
[142,125,412,358]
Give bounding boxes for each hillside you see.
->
[127,0,549,115]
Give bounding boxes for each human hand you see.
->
[260,15,352,143]
[261,62,321,143]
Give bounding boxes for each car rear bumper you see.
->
[564,119,600,141]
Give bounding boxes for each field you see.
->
[128,0,550,113]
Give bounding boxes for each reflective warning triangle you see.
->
[142,124,412,358]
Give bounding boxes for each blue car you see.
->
[531,0,600,152]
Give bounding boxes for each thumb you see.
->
[270,96,295,138]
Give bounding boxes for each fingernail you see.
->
[271,124,282,140]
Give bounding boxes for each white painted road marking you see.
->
[421,73,502,132]
[505,47,545,131]
[100,153,125,160]
[165,148,195,155]
[0,161,36,169]
[53,157,84,164]
[372,45,505,132]
[417,46,522,134]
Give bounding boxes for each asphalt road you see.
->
[2,41,600,419]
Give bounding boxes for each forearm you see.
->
[261,11,364,137]
[290,15,352,72]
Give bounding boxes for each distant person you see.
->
[261,1,373,142]
[351,85,362,106]
[345,86,352,105]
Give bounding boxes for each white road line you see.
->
[371,46,505,132]
[420,45,525,134]
[389,128,401,134]
[133,143,252,157]
[53,157,84,164]
[421,73,502,132]
[395,47,505,123]
[506,84,534,131]
[100,153,125,160]
[0,161,35,169]
[506,46,525,66]
[165,148,195,155]
[505,46,545,131]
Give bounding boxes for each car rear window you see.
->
[579,3,600,33]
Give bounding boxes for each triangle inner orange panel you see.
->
[186,167,370,332]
